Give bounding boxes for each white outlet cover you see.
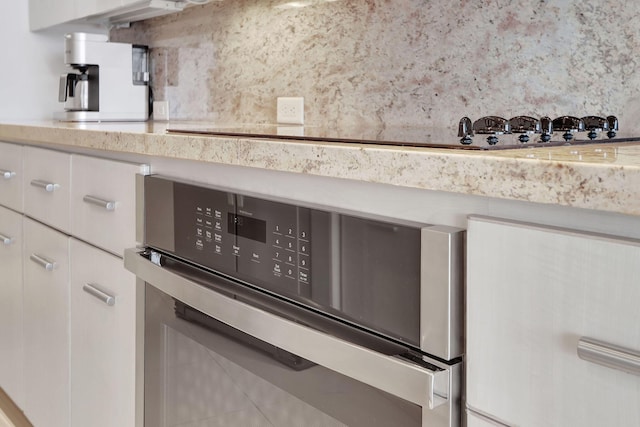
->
[277,97,304,125]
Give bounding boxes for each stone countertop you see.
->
[1,121,640,216]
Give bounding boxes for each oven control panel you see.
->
[160,180,327,298]
[144,174,433,348]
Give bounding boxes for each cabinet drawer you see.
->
[467,216,640,427]
[71,155,148,256]
[70,238,141,427]
[23,218,70,427]
[24,146,72,233]
[0,141,23,212]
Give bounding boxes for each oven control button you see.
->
[273,263,282,276]
[285,267,295,279]
[299,270,309,284]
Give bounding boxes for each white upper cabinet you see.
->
[29,0,77,31]
[466,215,640,427]
[29,0,186,31]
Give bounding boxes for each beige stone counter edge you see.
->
[1,122,639,217]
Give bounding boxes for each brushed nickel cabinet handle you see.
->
[578,336,640,376]
[29,253,57,271]
[83,195,116,211]
[0,233,14,246]
[30,179,60,193]
[83,283,115,306]
[1,169,16,179]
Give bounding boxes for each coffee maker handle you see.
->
[59,74,77,102]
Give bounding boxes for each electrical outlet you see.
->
[277,97,304,125]
[153,101,169,121]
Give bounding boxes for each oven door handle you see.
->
[124,248,453,411]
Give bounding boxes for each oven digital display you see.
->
[228,213,267,243]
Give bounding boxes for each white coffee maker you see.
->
[56,33,150,122]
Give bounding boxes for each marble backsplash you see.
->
[111,0,640,134]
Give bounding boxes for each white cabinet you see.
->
[71,154,147,256]
[28,0,77,31]
[0,141,23,212]
[23,146,72,233]
[70,238,141,427]
[23,218,71,427]
[466,216,640,427]
[13,144,146,427]
[29,0,183,31]
[0,207,24,409]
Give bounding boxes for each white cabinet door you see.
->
[23,147,72,233]
[23,218,70,427]
[29,0,77,31]
[71,155,147,256]
[70,238,142,427]
[0,142,23,212]
[0,207,24,408]
[466,216,640,427]
[75,0,122,20]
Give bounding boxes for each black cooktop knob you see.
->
[486,135,499,145]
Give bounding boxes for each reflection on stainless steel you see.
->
[129,175,465,426]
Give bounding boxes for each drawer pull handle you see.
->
[577,336,640,376]
[30,179,60,193]
[83,283,115,306]
[1,169,16,179]
[0,233,14,246]
[83,195,116,211]
[29,253,57,271]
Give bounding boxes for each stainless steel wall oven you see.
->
[125,175,465,427]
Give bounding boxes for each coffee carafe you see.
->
[55,33,150,122]
[59,71,90,111]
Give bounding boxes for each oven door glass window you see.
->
[145,283,421,427]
